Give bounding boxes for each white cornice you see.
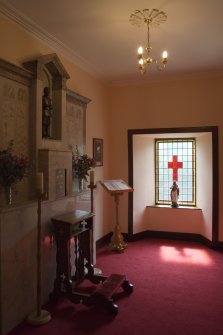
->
[0,1,102,79]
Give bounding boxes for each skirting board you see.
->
[96,231,222,250]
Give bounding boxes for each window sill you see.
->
[147,205,201,210]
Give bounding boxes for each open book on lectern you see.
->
[100,179,134,194]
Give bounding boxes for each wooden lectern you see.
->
[100,179,134,252]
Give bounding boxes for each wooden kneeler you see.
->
[91,274,133,315]
[72,274,133,314]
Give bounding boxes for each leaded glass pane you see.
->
[155,138,196,206]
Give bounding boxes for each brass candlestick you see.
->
[27,190,51,325]
[88,183,97,213]
[87,182,102,275]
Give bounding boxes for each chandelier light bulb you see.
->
[139,58,144,66]
[162,50,168,60]
[138,46,143,55]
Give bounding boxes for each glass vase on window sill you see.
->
[0,141,30,206]
[78,178,83,192]
[4,185,12,206]
[72,177,86,193]
[72,146,95,192]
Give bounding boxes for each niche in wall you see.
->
[23,53,70,141]
[128,126,219,245]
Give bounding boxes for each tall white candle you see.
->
[36,172,43,193]
[90,170,94,185]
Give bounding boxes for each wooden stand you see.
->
[27,192,51,326]
[108,193,127,252]
[100,180,134,252]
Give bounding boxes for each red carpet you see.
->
[8,239,223,335]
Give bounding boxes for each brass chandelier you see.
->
[130,9,168,74]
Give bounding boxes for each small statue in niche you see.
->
[42,86,53,138]
[170,180,179,208]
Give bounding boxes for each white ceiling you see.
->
[1,0,223,85]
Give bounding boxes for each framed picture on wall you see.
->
[93,138,103,166]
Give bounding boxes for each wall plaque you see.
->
[55,168,66,199]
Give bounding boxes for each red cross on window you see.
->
[168,155,183,181]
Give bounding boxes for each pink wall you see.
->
[109,78,223,240]
[0,14,113,241]
[1,12,223,335]
[0,15,114,334]
[0,13,223,241]
[196,133,213,238]
[1,14,222,241]
[132,133,212,239]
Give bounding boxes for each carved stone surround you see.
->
[0,54,91,204]
[0,54,92,335]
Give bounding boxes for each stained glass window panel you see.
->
[155,138,196,206]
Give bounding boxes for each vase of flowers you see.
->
[4,185,12,206]
[72,146,95,192]
[0,141,30,205]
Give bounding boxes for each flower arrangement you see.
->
[72,146,95,181]
[0,140,30,188]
